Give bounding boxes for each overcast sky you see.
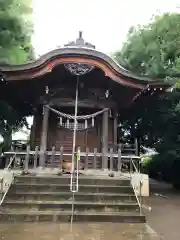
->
[32,0,179,56]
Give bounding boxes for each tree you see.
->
[114,13,180,145]
[0,101,28,151]
[115,13,180,78]
[114,13,180,188]
[0,0,34,64]
[0,0,34,152]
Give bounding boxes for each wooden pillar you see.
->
[102,110,108,170]
[135,137,140,156]
[29,114,37,149]
[113,112,118,150]
[39,106,49,167]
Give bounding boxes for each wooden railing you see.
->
[4,145,140,172]
[9,139,139,155]
[109,139,139,156]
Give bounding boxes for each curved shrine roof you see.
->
[0,32,170,90]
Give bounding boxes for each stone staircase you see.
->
[0,175,146,223]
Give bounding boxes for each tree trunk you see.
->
[2,129,12,153]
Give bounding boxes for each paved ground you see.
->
[144,180,180,240]
[0,223,159,240]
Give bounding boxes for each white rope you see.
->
[46,105,109,120]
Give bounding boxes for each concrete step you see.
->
[9,183,134,194]
[0,209,145,223]
[6,191,136,202]
[2,200,139,212]
[2,175,144,223]
[14,176,131,186]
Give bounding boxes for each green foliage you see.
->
[0,100,28,152]
[0,0,34,64]
[115,13,180,188]
[0,0,33,152]
[115,13,180,78]
[142,153,180,189]
[141,156,152,174]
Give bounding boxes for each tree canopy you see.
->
[0,0,34,152]
[115,13,180,78]
[114,13,180,188]
[0,0,34,65]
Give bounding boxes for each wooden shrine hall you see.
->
[0,32,170,170]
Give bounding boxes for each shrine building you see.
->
[0,32,170,170]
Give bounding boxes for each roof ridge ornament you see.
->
[64,31,95,49]
[64,62,94,75]
[64,31,95,75]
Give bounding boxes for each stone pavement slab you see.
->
[0,223,159,240]
[144,191,180,240]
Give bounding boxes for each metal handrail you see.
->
[129,157,143,215]
[0,154,16,206]
[6,153,16,169]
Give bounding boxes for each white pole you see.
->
[70,76,79,190]
[70,76,79,232]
